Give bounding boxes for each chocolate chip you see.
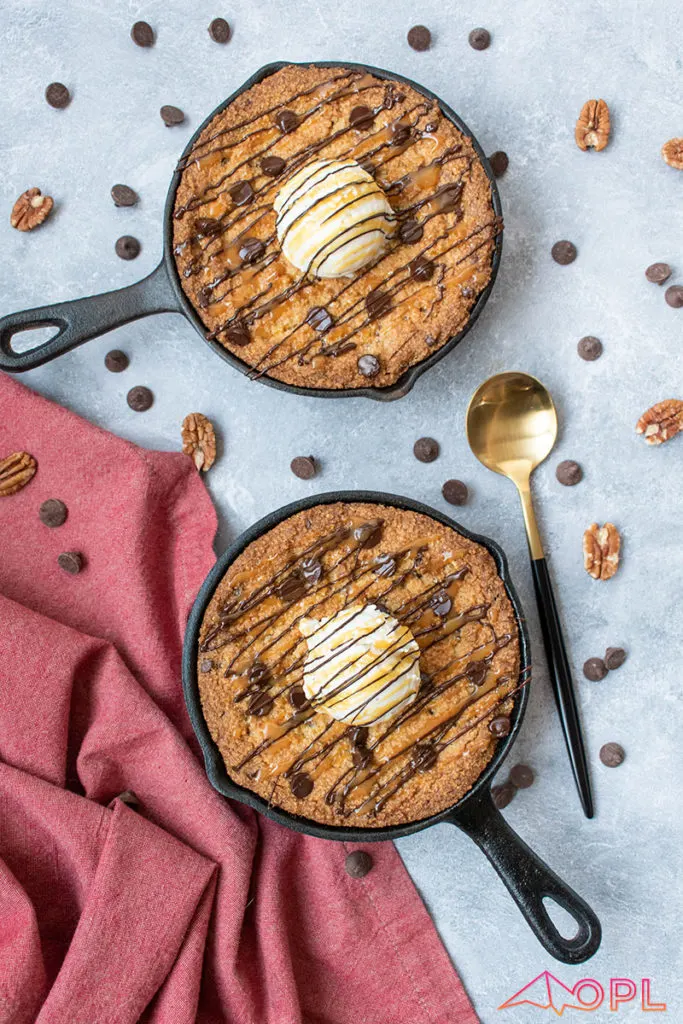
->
[604,646,627,671]
[357,354,381,378]
[468,27,491,50]
[105,349,129,373]
[229,181,253,206]
[111,184,138,208]
[413,437,440,463]
[430,591,452,617]
[410,254,435,281]
[399,218,423,244]
[301,557,323,584]
[345,850,373,877]
[391,122,411,146]
[436,183,463,212]
[115,235,140,260]
[58,551,83,575]
[556,459,582,486]
[290,772,313,799]
[39,499,67,528]
[290,456,317,480]
[411,744,438,772]
[160,105,185,127]
[289,685,307,709]
[200,659,213,673]
[194,217,222,237]
[466,661,488,687]
[131,21,155,47]
[45,82,71,109]
[551,240,577,265]
[127,385,153,412]
[577,335,602,361]
[407,25,432,51]
[492,782,515,808]
[248,661,270,686]
[489,715,511,738]
[275,109,298,134]
[227,323,250,346]
[248,691,274,717]
[276,573,306,603]
[306,306,333,332]
[208,17,231,43]
[665,285,683,308]
[509,764,534,789]
[442,479,468,505]
[350,726,369,748]
[366,288,391,320]
[645,262,671,285]
[261,155,286,177]
[373,553,396,577]
[353,521,383,549]
[350,105,375,130]
[599,742,625,767]
[239,237,265,264]
[583,657,608,681]
[488,151,509,177]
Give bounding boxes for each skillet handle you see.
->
[0,260,180,372]
[450,787,601,964]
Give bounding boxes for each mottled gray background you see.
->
[2,0,682,1020]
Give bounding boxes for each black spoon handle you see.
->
[530,556,594,817]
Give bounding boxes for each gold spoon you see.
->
[466,372,594,818]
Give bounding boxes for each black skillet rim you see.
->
[164,60,504,402]
[182,491,530,842]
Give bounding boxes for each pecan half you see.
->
[583,523,621,581]
[636,399,683,445]
[0,451,37,496]
[10,188,54,231]
[181,413,217,472]
[575,99,610,152]
[662,138,683,170]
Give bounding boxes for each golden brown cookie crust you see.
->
[197,502,521,827]
[173,64,499,390]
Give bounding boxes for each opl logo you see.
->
[498,971,667,1015]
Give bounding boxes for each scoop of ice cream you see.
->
[273,159,395,279]
[300,603,421,725]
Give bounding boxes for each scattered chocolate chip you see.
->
[200,659,213,673]
[551,240,577,265]
[345,850,373,877]
[276,573,306,603]
[261,155,286,177]
[556,459,582,486]
[354,521,383,549]
[583,657,608,681]
[665,285,683,308]
[39,499,68,528]
[373,553,396,578]
[45,82,71,109]
[413,437,440,463]
[407,25,432,51]
[577,335,602,361]
[430,591,452,617]
[248,691,274,717]
[411,744,438,772]
[488,151,509,177]
[306,306,333,332]
[115,235,140,260]
[127,385,153,412]
[599,742,625,767]
[489,715,511,738]
[366,288,391,320]
[111,184,138,208]
[248,661,269,686]
[58,551,83,575]
[509,764,535,789]
[399,218,423,244]
[105,349,129,373]
[410,254,435,281]
[350,726,369,749]
[357,354,381,378]
[350,105,375,130]
[160,105,185,127]
[131,21,155,47]
[289,685,307,709]
[227,323,250,346]
[275,109,298,134]
[645,262,671,285]
[436,183,463,212]
[605,646,627,671]
[492,782,515,808]
[469,27,491,50]
[391,122,411,146]
[208,17,231,43]
[301,556,323,585]
[466,661,488,687]
[442,479,468,505]
[290,455,317,480]
[239,236,265,264]
[229,180,254,206]
[290,772,314,799]
[194,217,222,237]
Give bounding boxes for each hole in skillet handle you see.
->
[5,323,63,354]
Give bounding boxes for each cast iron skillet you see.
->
[182,490,601,964]
[0,60,502,402]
